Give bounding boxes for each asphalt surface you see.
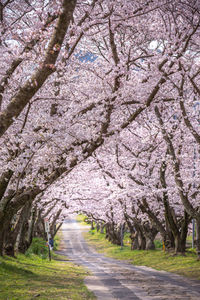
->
[58,219,200,300]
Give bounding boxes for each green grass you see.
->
[25,237,49,259]
[0,254,96,300]
[0,233,96,300]
[83,228,200,281]
[76,214,90,226]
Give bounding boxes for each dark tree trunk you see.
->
[49,209,62,238]
[165,219,175,251]
[91,220,95,230]
[33,210,46,239]
[138,230,146,250]
[130,231,139,250]
[124,213,141,250]
[3,220,16,257]
[96,222,100,232]
[17,222,29,254]
[196,217,200,261]
[0,229,3,256]
[17,205,35,254]
[167,210,190,255]
[139,199,175,252]
[100,222,105,234]
[0,187,40,256]
[143,223,158,250]
[105,223,121,245]
[4,202,32,256]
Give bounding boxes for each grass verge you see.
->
[76,214,90,226]
[83,228,200,281]
[0,250,95,300]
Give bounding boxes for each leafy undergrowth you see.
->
[25,237,49,259]
[0,253,95,300]
[25,236,60,259]
[84,229,200,281]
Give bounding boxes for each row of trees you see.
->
[0,0,199,259]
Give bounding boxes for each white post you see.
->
[44,219,51,261]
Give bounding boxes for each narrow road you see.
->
[58,219,200,300]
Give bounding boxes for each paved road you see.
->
[58,219,200,300]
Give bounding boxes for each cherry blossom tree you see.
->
[0,0,199,259]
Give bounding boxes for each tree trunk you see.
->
[17,205,35,254]
[4,202,32,256]
[3,219,16,257]
[33,211,46,239]
[124,214,141,250]
[138,230,146,250]
[139,199,174,251]
[105,223,121,245]
[1,187,39,256]
[196,217,200,261]
[144,225,158,250]
[96,222,100,232]
[0,229,3,256]
[100,222,105,234]
[130,232,139,250]
[91,220,95,230]
[179,211,190,254]
[50,209,62,238]
[0,0,78,137]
